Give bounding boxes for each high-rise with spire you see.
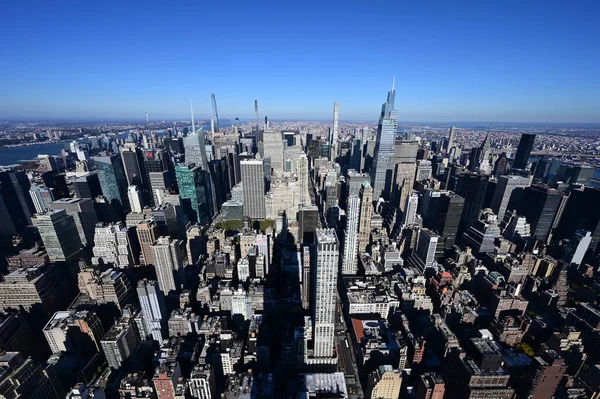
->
[371,78,398,200]
[184,98,217,218]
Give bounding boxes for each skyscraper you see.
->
[29,184,56,213]
[513,133,536,170]
[50,197,98,248]
[521,185,565,243]
[241,159,266,220]
[490,175,530,221]
[92,154,130,214]
[151,236,184,294]
[0,171,35,230]
[136,280,167,344]
[175,164,208,225]
[342,195,360,275]
[211,93,220,133]
[32,209,82,263]
[263,131,284,175]
[127,185,144,213]
[446,126,456,154]
[436,192,465,251]
[312,229,339,358]
[358,182,373,253]
[137,220,159,266]
[297,152,309,205]
[403,192,419,227]
[120,146,146,187]
[455,171,489,232]
[371,79,398,200]
[330,102,339,161]
[73,172,102,199]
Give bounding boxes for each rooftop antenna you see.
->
[190,98,196,134]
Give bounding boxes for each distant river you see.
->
[0,142,66,166]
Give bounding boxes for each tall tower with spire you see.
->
[184,98,218,218]
[371,78,398,200]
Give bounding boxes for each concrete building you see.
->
[137,280,167,344]
[342,195,360,275]
[367,365,402,399]
[0,264,65,314]
[127,185,144,213]
[29,184,56,213]
[312,229,339,359]
[358,182,374,253]
[490,175,530,221]
[92,222,133,268]
[151,236,185,294]
[0,352,64,398]
[100,312,140,369]
[241,159,266,220]
[137,220,159,266]
[43,309,104,355]
[77,267,133,310]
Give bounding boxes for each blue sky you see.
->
[0,0,599,122]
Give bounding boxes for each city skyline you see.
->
[1,1,599,123]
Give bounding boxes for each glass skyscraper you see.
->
[92,155,129,214]
[175,164,208,225]
[371,81,398,200]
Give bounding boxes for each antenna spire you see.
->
[189,98,196,134]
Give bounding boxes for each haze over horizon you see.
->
[1,0,599,123]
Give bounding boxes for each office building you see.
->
[403,192,419,226]
[120,146,146,187]
[0,264,65,315]
[137,280,167,344]
[32,209,82,263]
[0,352,65,399]
[490,175,530,221]
[417,373,445,399]
[298,152,309,205]
[127,185,144,213]
[175,164,208,225]
[0,171,35,232]
[137,220,159,266]
[73,172,102,199]
[299,205,320,245]
[29,184,56,213]
[77,267,133,310]
[241,159,266,220]
[92,155,129,213]
[188,365,217,399]
[358,182,373,253]
[371,80,398,200]
[101,311,140,369]
[312,229,339,358]
[521,185,564,243]
[437,192,465,251]
[50,197,98,248]
[263,131,284,174]
[43,309,104,355]
[151,236,184,294]
[455,171,489,232]
[342,195,360,275]
[367,366,402,399]
[513,133,536,170]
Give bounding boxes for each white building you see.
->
[151,236,184,294]
[92,222,133,268]
[342,196,360,275]
[241,159,266,220]
[127,185,143,213]
[137,280,166,344]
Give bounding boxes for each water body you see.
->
[0,142,66,166]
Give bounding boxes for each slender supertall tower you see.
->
[211,93,220,133]
[342,195,360,275]
[254,100,259,134]
[371,78,398,200]
[330,102,339,161]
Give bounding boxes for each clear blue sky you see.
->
[1,0,599,123]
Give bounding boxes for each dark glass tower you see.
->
[520,185,564,243]
[513,133,536,170]
[455,171,489,232]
